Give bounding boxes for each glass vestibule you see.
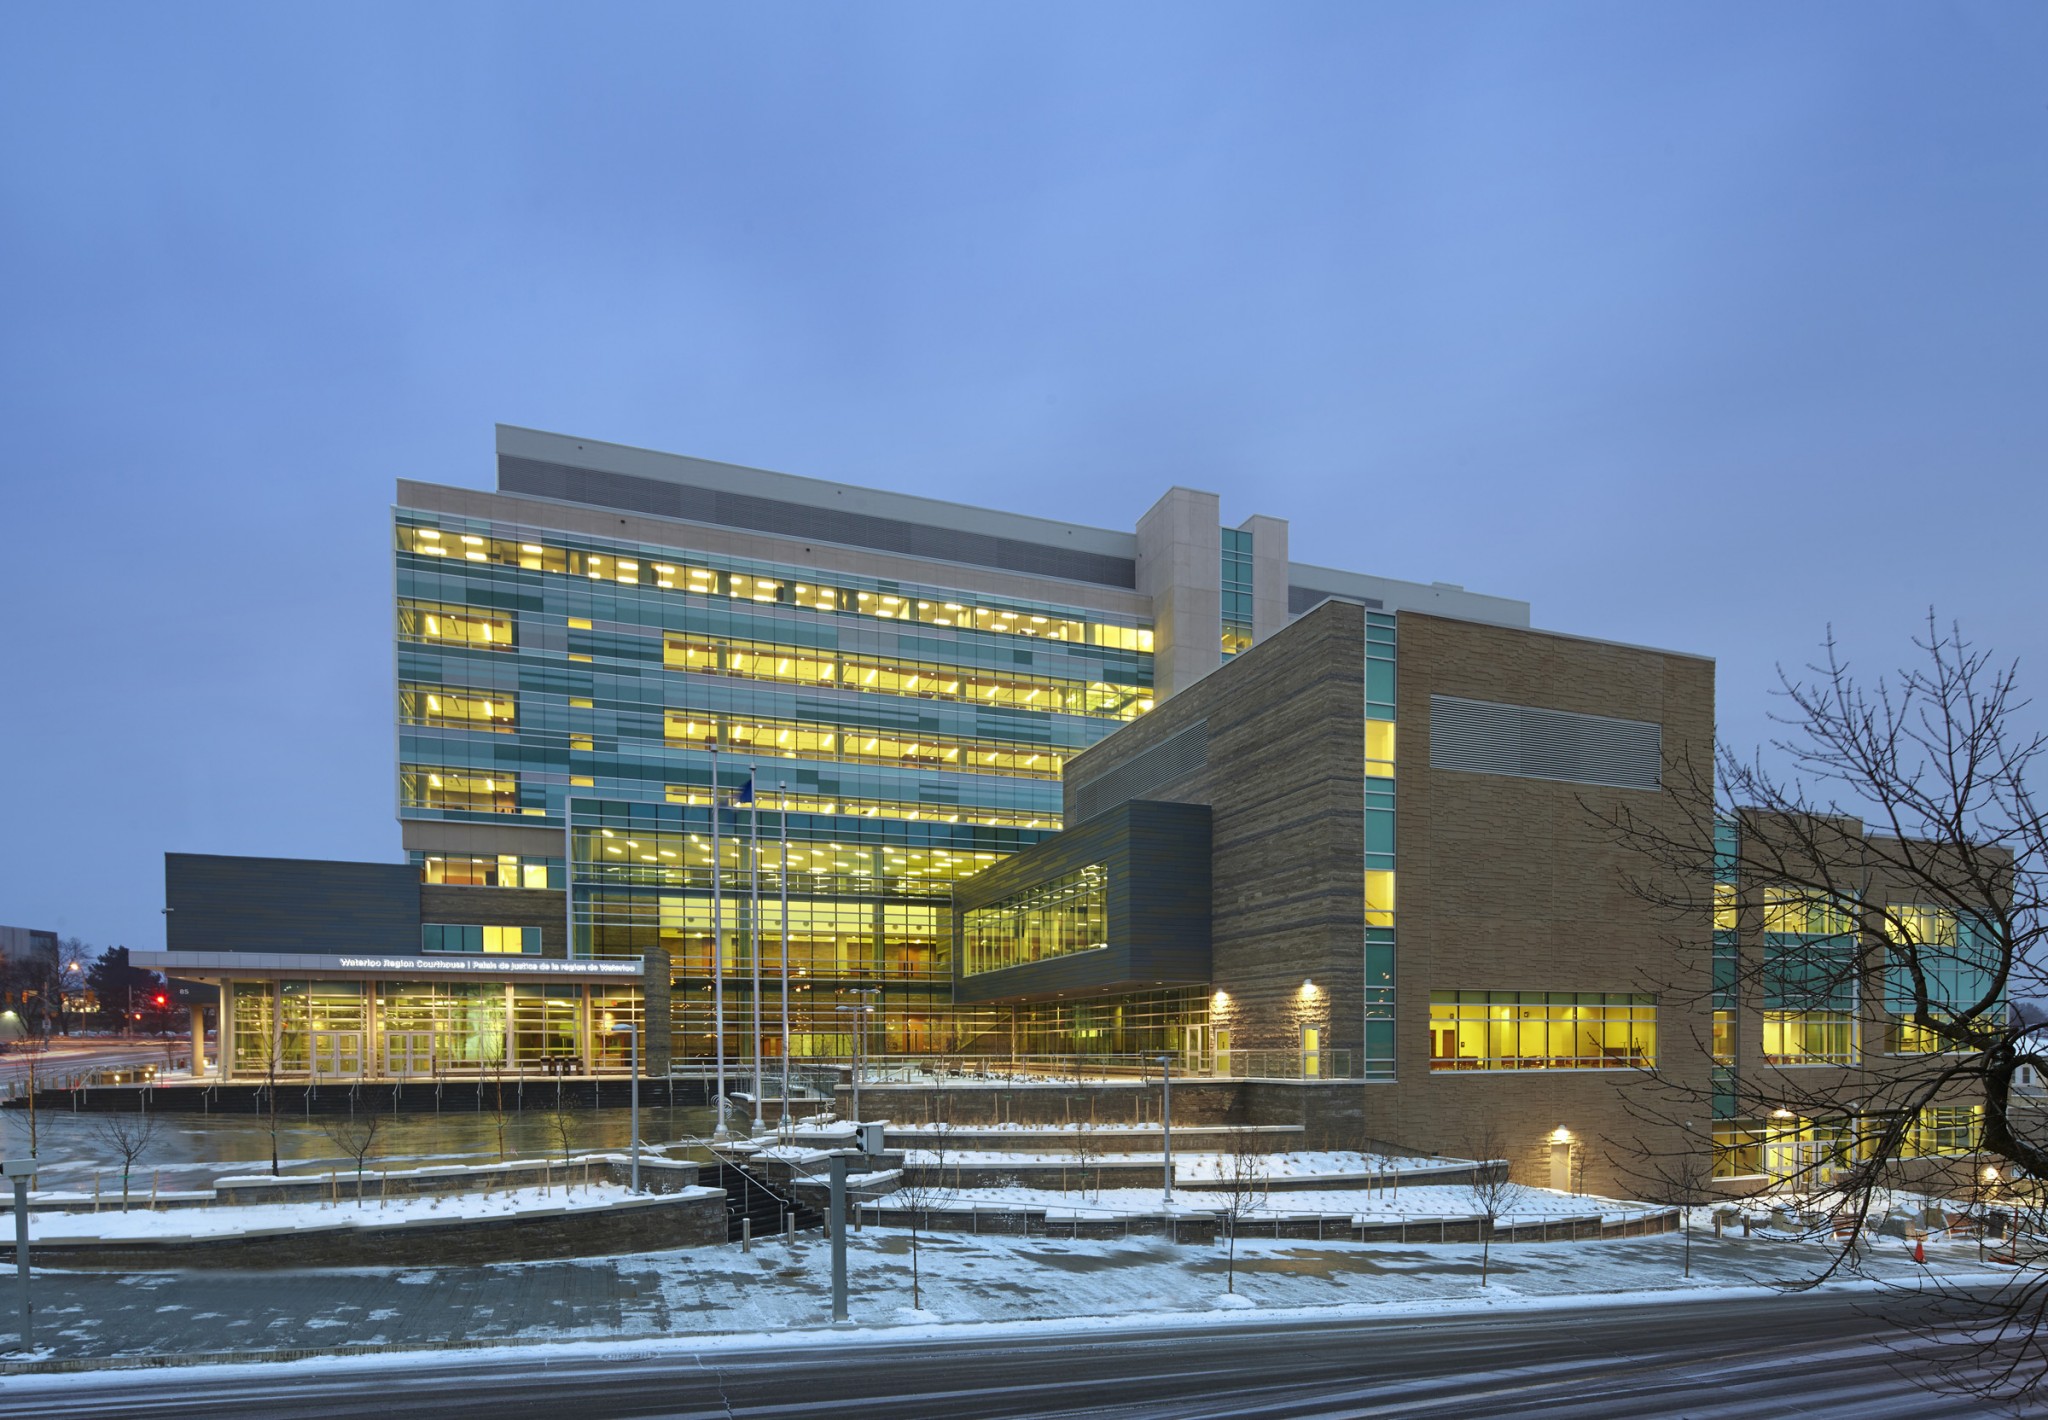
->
[220,978,642,1080]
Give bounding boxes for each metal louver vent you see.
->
[1069,721,1208,822]
[1428,695,1661,791]
[498,455,1138,588]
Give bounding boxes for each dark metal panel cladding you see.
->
[1427,694,1662,791]
[499,455,1138,589]
[165,854,422,956]
[950,799,1210,1003]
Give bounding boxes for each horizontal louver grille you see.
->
[1070,721,1208,822]
[1428,695,1660,791]
[499,455,1138,589]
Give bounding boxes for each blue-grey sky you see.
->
[3,3,2043,952]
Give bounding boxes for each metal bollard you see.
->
[785,1211,795,1245]
[742,1217,751,1252]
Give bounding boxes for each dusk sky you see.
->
[3,3,2043,953]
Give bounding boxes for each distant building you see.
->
[0,925,61,1037]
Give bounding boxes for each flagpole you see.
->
[749,762,763,1134]
[710,747,727,1141]
[779,779,791,1119]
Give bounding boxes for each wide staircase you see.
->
[701,1152,824,1244]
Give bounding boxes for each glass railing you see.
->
[667,1050,1358,1084]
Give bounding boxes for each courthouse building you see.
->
[138,425,1995,1190]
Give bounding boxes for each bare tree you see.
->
[1466,1124,1515,1288]
[1591,617,2048,1400]
[482,1051,512,1161]
[891,1134,950,1311]
[547,1080,581,1173]
[321,1110,384,1205]
[1640,1125,1719,1280]
[1214,1129,1271,1295]
[92,1103,158,1212]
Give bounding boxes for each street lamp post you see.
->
[3,1156,35,1351]
[837,991,878,1125]
[710,748,728,1141]
[1158,1053,1173,1204]
[778,780,791,1126]
[613,1023,640,1193]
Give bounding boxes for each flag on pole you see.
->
[736,776,754,805]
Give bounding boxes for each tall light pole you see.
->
[778,780,792,1119]
[709,747,728,1140]
[838,990,879,1124]
[614,1022,640,1192]
[748,764,763,1135]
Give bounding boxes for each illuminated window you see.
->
[422,924,540,954]
[1761,1010,1856,1065]
[1364,721,1395,778]
[1761,888,1854,937]
[398,600,513,649]
[1428,991,1656,1071]
[400,685,516,732]
[663,712,1066,780]
[1364,870,1395,927]
[962,864,1109,976]
[1714,883,1737,932]
[401,767,519,814]
[1906,1106,1981,1157]
[1712,1008,1734,1064]
[417,853,562,889]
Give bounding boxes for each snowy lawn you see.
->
[19,1182,713,1242]
[866,1180,1656,1225]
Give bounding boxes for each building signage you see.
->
[335,955,642,977]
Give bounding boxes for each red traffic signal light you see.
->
[153,994,168,1008]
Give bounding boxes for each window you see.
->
[398,600,514,649]
[399,523,1152,654]
[399,685,516,732]
[661,634,1151,721]
[961,864,1108,976]
[401,767,519,814]
[1906,1106,1982,1158]
[1761,1010,1856,1065]
[1761,888,1854,937]
[1713,883,1737,932]
[663,711,1069,781]
[1364,721,1395,778]
[1712,1009,1734,1064]
[1363,870,1395,928]
[1883,903,2000,1034]
[417,853,562,889]
[422,924,540,954]
[1427,991,1656,1070]
[1221,528,1254,658]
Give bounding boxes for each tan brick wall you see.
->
[1378,614,1717,1196]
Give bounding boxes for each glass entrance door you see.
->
[384,1031,436,1077]
[309,1031,363,1079]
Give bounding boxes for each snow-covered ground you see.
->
[869,1180,1656,1225]
[19,1182,706,1242]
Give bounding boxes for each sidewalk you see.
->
[3,1226,2003,1365]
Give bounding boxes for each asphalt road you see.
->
[4,1288,2027,1419]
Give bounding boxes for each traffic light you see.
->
[153,993,168,1008]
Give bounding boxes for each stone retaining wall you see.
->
[1,1189,728,1270]
[854,1202,1678,1245]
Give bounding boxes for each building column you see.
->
[1136,486,1223,700]
[190,1003,207,1074]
